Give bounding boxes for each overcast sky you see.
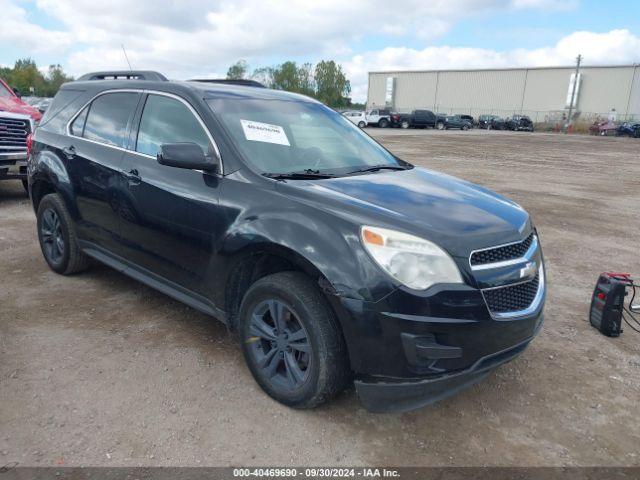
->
[1,0,639,101]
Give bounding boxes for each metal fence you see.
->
[370,105,639,132]
[387,106,639,122]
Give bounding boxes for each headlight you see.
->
[360,226,463,290]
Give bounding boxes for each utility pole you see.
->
[566,54,582,133]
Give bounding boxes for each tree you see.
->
[44,64,73,96]
[10,58,44,95]
[314,60,351,108]
[251,66,274,87]
[269,61,315,96]
[0,58,73,97]
[226,60,248,80]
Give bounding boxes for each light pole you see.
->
[566,54,582,133]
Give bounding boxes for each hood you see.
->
[0,95,42,121]
[279,167,531,257]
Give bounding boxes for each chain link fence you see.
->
[379,106,640,133]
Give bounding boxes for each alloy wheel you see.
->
[247,299,312,391]
[40,208,65,264]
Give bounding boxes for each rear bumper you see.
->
[354,318,542,413]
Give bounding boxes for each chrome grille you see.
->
[0,116,30,153]
[471,233,534,266]
[483,274,540,314]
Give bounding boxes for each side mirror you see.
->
[157,142,218,172]
[12,88,21,98]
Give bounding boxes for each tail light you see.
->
[26,133,33,156]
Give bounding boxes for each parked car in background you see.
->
[23,96,52,113]
[505,115,534,132]
[365,108,391,128]
[589,120,617,136]
[444,115,472,130]
[397,110,445,129]
[32,98,52,114]
[616,122,640,138]
[29,70,545,413]
[0,77,42,191]
[343,111,367,128]
[478,115,505,130]
[459,114,474,126]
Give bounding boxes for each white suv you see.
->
[365,109,391,128]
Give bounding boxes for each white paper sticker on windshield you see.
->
[240,119,290,146]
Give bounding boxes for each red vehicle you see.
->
[588,120,617,136]
[0,78,42,190]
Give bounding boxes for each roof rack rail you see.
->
[77,71,168,81]
[189,78,266,88]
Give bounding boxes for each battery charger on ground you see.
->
[589,272,639,336]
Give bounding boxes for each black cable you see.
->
[623,307,640,325]
[628,284,638,312]
[622,313,640,333]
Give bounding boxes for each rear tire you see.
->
[37,193,91,275]
[238,272,350,409]
[401,120,409,129]
[378,118,389,128]
[436,122,445,130]
[357,121,366,128]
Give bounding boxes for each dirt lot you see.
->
[1,130,639,467]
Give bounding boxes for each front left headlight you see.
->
[360,226,463,290]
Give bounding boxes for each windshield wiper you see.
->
[346,164,410,175]
[262,169,335,180]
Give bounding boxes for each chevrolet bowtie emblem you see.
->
[519,261,537,279]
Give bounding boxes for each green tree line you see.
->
[1,57,358,108]
[1,58,74,97]
[226,59,357,108]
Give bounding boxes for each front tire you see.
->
[401,120,409,129]
[37,193,91,275]
[436,122,445,130]
[378,118,389,128]
[357,121,366,128]
[238,272,350,409]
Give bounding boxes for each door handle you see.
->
[124,168,141,183]
[62,145,76,158]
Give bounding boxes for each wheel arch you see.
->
[30,149,76,216]
[222,242,338,332]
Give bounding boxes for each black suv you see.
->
[478,115,505,130]
[505,115,534,132]
[28,71,545,413]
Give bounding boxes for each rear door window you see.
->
[82,92,139,147]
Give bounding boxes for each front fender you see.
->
[218,207,396,304]
[212,172,395,301]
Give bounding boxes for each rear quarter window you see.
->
[37,89,86,134]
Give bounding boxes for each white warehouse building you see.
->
[367,65,640,122]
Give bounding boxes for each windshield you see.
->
[0,82,13,98]
[206,97,405,176]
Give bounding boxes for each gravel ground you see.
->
[1,129,639,467]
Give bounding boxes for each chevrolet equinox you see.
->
[28,71,546,413]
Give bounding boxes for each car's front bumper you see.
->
[0,153,28,180]
[328,263,545,412]
[354,317,542,413]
